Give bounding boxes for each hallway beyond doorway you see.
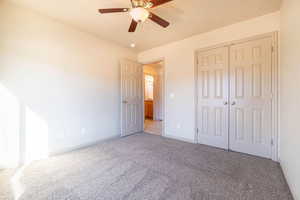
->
[144,119,162,136]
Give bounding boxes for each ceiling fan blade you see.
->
[149,12,170,28]
[150,0,173,8]
[128,20,138,32]
[98,8,129,14]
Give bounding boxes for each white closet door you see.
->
[229,38,272,158]
[197,47,229,149]
[120,59,143,136]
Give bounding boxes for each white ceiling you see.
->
[8,0,281,52]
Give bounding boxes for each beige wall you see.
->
[138,12,280,142]
[0,2,136,168]
[280,0,300,199]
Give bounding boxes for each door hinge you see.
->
[271,139,274,146]
[271,46,275,53]
[196,128,199,134]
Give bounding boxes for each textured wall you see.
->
[280,0,300,199]
[0,2,136,168]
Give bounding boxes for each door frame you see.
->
[141,59,166,136]
[194,32,279,161]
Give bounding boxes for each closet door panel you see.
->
[229,37,273,158]
[197,47,229,149]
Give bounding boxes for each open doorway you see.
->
[143,61,164,136]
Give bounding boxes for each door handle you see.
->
[231,101,236,106]
[224,101,228,105]
[122,100,128,104]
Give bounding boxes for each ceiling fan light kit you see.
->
[130,7,150,23]
[98,0,173,32]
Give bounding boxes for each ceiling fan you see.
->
[98,0,173,32]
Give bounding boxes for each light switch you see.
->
[81,128,86,135]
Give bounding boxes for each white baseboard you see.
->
[0,165,6,170]
[164,134,196,144]
[49,135,120,156]
[280,161,297,200]
[0,163,18,170]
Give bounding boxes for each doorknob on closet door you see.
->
[231,101,236,106]
[122,100,128,104]
[223,101,228,105]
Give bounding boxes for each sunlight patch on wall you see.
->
[0,83,49,169]
[24,106,49,164]
[0,84,20,169]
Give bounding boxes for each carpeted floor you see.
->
[0,133,293,200]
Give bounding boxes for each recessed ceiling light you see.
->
[130,43,136,48]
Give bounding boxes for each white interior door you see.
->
[120,59,143,136]
[229,38,273,158]
[197,47,229,149]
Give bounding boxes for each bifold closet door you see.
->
[229,37,273,158]
[197,47,229,149]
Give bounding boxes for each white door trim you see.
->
[194,32,279,161]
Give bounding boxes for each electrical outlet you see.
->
[63,128,68,138]
[170,93,175,99]
[58,130,66,139]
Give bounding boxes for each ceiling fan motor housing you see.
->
[131,0,153,8]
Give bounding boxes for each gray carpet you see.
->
[0,133,293,200]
